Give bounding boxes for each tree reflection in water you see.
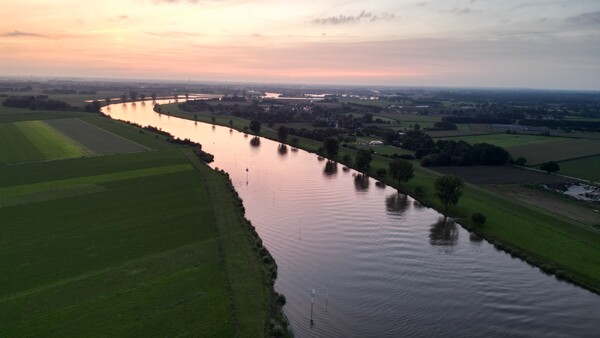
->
[250,136,260,147]
[469,232,484,244]
[429,217,458,247]
[323,160,338,178]
[353,173,370,192]
[278,144,288,156]
[385,192,410,216]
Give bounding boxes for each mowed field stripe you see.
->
[47,118,151,154]
[0,122,46,164]
[15,120,93,160]
[0,164,193,196]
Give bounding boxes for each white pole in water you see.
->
[310,289,316,325]
[325,285,329,312]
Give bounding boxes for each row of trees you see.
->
[119,92,157,102]
[2,96,71,110]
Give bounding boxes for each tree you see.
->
[323,137,339,158]
[84,100,101,113]
[105,97,111,105]
[389,159,414,188]
[471,212,487,225]
[355,149,372,171]
[129,91,138,101]
[414,123,421,130]
[151,93,157,101]
[290,137,299,148]
[120,93,127,103]
[434,175,464,211]
[471,143,510,165]
[249,120,261,135]
[229,119,234,128]
[513,157,527,166]
[277,126,289,143]
[540,161,560,174]
[140,93,146,101]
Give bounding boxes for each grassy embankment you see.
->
[0,107,287,336]
[161,103,600,294]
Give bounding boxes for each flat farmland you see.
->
[430,165,577,185]
[0,120,91,164]
[509,138,600,165]
[0,106,90,123]
[47,118,148,155]
[441,133,560,148]
[0,118,150,164]
[557,155,600,182]
[0,148,271,336]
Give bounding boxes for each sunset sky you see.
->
[1,0,599,90]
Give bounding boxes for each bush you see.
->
[376,168,387,178]
[471,212,487,225]
[414,185,427,199]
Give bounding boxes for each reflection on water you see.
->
[429,217,459,247]
[278,144,288,156]
[353,173,369,191]
[250,136,261,147]
[103,100,600,338]
[385,192,410,215]
[323,160,337,177]
[470,232,485,244]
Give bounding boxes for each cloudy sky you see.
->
[1,0,599,89]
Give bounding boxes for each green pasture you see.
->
[509,138,600,165]
[557,155,600,182]
[0,147,272,336]
[0,105,90,123]
[0,120,90,164]
[441,133,560,148]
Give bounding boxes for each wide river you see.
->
[104,100,599,337]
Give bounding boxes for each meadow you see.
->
[441,133,560,148]
[556,155,600,183]
[0,107,278,336]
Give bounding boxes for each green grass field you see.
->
[509,138,600,165]
[557,155,600,182]
[441,133,560,148]
[0,113,280,336]
[0,120,91,164]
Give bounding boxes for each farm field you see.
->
[0,96,277,336]
[47,118,148,155]
[0,106,90,123]
[509,138,600,165]
[0,118,150,165]
[0,120,90,164]
[557,155,600,183]
[430,165,578,185]
[441,133,560,148]
[0,146,272,337]
[485,185,600,228]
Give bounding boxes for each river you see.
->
[103,100,600,337]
